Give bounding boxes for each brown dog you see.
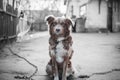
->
[45,15,74,80]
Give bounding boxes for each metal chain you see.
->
[7,47,38,80]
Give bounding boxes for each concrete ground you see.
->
[0,32,120,80]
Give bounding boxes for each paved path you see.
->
[0,32,120,80]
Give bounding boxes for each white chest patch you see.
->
[55,40,67,63]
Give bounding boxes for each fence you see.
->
[0,8,18,40]
[0,0,31,41]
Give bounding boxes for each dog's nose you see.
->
[56,29,60,32]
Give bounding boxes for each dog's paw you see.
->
[54,76,59,80]
[62,77,67,80]
[67,75,74,80]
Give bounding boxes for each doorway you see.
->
[107,0,113,32]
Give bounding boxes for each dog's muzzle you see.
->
[56,29,60,32]
[54,24,63,35]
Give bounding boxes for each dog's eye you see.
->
[52,22,57,26]
[61,23,64,26]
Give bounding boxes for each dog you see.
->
[45,15,74,80]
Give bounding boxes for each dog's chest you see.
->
[55,41,67,63]
[56,41,67,54]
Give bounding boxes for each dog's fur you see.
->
[45,15,74,80]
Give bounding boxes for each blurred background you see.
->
[0,0,120,42]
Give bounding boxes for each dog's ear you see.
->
[65,18,73,27]
[45,15,55,25]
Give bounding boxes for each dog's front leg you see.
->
[50,50,59,80]
[62,47,73,80]
[54,60,59,80]
[62,56,68,80]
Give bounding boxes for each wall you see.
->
[66,0,89,18]
[85,0,107,30]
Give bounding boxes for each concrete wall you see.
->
[85,0,107,29]
[66,0,108,32]
[66,0,89,18]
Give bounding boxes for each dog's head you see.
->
[45,15,72,38]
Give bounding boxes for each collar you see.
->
[57,37,65,42]
[56,35,70,44]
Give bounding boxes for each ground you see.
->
[0,32,120,80]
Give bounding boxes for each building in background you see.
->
[28,9,63,31]
[27,0,65,31]
[65,0,120,32]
